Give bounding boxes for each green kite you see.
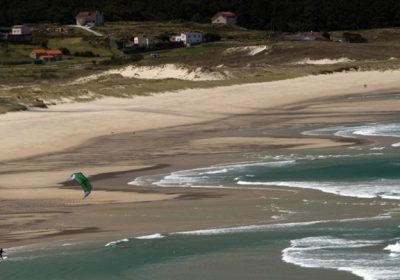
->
[68,172,93,199]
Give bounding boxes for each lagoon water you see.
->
[2,123,400,280]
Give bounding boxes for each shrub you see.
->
[74,51,96,57]
[156,32,174,42]
[59,47,70,55]
[322,32,331,40]
[99,54,143,65]
[204,32,221,42]
[343,32,367,43]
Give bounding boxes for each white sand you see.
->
[293,57,354,65]
[72,64,228,84]
[1,70,400,162]
[223,45,269,56]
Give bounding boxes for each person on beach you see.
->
[0,248,3,259]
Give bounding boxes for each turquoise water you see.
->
[131,123,400,201]
[2,218,399,280]
[2,122,400,280]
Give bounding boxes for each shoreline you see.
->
[1,70,400,280]
[1,70,400,162]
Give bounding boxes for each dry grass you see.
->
[2,26,400,114]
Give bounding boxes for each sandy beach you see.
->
[1,69,400,250]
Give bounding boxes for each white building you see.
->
[171,31,203,47]
[76,11,104,27]
[11,25,32,35]
[211,11,237,26]
[134,34,155,48]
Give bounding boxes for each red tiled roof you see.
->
[218,11,236,18]
[46,50,63,55]
[32,49,47,54]
[76,11,101,19]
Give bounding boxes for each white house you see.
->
[134,34,155,48]
[11,25,32,35]
[171,31,203,47]
[211,11,237,26]
[76,11,104,27]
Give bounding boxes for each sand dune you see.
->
[71,64,228,84]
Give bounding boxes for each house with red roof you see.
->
[30,49,48,59]
[30,49,63,61]
[75,11,104,27]
[211,11,237,26]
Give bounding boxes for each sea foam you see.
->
[303,123,400,140]
[140,160,296,188]
[282,236,400,280]
[384,242,400,253]
[105,238,129,247]
[135,233,165,240]
[171,216,387,236]
[237,180,400,200]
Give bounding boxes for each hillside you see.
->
[2,21,400,114]
[2,0,400,31]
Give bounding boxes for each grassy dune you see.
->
[2,22,400,114]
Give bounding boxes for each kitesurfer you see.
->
[68,172,93,199]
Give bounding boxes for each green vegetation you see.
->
[95,21,266,42]
[151,42,231,59]
[47,37,111,57]
[1,22,400,116]
[2,0,400,32]
[0,33,112,81]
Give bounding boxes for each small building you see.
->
[211,11,237,26]
[30,49,63,61]
[30,49,48,59]
[41,55,56,62]
[46,50,63,60]
[8,25,32,43]
[171,31,203,47]
[134,34,155,48]
[11,25,32,35]
[75,11,104,27]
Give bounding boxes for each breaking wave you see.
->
[282,236,400,280]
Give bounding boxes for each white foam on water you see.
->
[282,236,400,280]
[304,123,400,139]
[171,216,387,236]
[237,180,400,200]
[370,147,385,151]
[132,160,296,188]
[384,242,400,253]
[392,142,400,147]
[172,221,323,236]
[262,152,383,162]
[61,243,76,247]
[105,238,129,247]
[135,233,165,240]
[200,168,228,175]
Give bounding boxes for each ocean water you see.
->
[1,217,399,280]
[2,122,400,280]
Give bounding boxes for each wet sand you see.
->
[1,71,400,279]
[1,83,399,246]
